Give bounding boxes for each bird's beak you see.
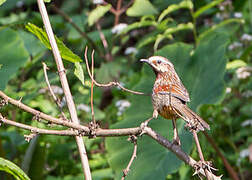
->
[140,59,150,64]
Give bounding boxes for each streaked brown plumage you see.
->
[141,56,210,145]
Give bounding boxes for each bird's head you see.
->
[140,56,174,74]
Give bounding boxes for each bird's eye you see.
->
[157,60,161,64]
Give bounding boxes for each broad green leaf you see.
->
[0,28,30,90]
[106,32,230,179]
[226,60,247,70]
[88,4,111,26]
[96,62,121,83]
[26,23,82,63]
[0,0,6,6]
[158,1,193,22]
[193,0,224,18]
[154,34,173,51]
[198,19,243,42]
[0,157,30,180]
[74,62,85,85]
[126,0,158,17]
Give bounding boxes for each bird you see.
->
[140,56,210,146]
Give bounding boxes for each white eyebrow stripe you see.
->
[149,56,173,67]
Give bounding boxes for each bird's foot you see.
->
[172,138,181,146]
[140,117,153,136]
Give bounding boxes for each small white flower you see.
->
[115,100,131,116]
[124,47,137,55]
[241,34,252,41]
[77,104,91,112]
[242,90,252,98]
[240,148,250,158]
[226,87,231,93]
[111,23,128,34]
[234,12,242,18]
[236,67,251,79]
[16,1,24,8]
[93,0,104,4]
[51,85,63,95]
[222,107,230,113]
[228,41,242,50]
[219,5,225,11]
[241,119,252,127]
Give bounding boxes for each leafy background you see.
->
[0,0,251,180]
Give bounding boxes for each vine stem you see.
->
[37,0,91,179]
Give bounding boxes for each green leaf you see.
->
[193,0,224,19]
[0,0,6,6]
[88,4,111,26]
[158,1,193,22]
[25,23,82,63]
[226,60,247,70]
[164,22,193,35]
[106,32,230,179]
[198,19,243,42]
[74,62,85,85]
[0,27,30,90]
[126,0,158,17]
[0,157,30,180]
[121,16,157,34]
[96,62,121,83]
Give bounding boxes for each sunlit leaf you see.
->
[126,0,158,17]
[0,0,6,6]
[88,4,111,26]
[158,1,193,22]
[0,157,30,180]
[74,62,85,85]
[164,22,193,35]
[193,0,224,18]
[26,23,82,63]
[226,60,247,70]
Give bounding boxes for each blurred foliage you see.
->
[0,0,251,180]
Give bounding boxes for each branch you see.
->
[42,62,68,121]
[122,135,138,180]
[0,90,221,179]
[37,1,91,179]
[84,47,146,95]
[144,126,222,180]
[0,114,77,136]
[203,131,239,180]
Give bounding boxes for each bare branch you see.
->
[42,62,68,121]
[122,135,138,180]
[0,113,77,136]
[37,1,91,179]
[84,47,146,95]
[0,90,221,179]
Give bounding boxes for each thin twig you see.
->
[193,130,211,180]
[84,47,146,95]
[0,90,220,179]
[42,62,68,121]
[0,114,77,136]
[96,22,112,61]
[203,131,239,180]
[91,51,95,124]
[114,0,122,25]
[122,135,138,180]
[37,1,91,179]
[51,4,103,57]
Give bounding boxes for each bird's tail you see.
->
[173,103,210,132]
